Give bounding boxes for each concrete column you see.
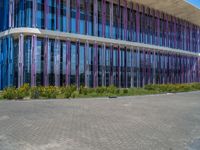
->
[18,34,24,87]
[142,49,146,87]
[85,0,89,35]
[147,51,151,84]
[54,39,60,86]
[153,51,156,84]
[43,37,49,86]
[66,39,71,86]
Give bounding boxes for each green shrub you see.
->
[107,85,117,94]
[71,91,79,98]
[2,87,16,100]
[40,86,58,99]
[30,87,40,99]
[79,86,89,95]
[95,86,107,94]
[122,88,128,94]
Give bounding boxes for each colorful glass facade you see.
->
[0,0,199,89]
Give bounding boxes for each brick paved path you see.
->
[0,92,200,150]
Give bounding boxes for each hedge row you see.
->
[1,83,200,100]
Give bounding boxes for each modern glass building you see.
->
[0,0,199,89]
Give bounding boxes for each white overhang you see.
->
[126,0,200,27]
[0,28,199,57]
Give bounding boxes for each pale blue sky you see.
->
[186,0,200,9]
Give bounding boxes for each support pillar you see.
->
[102,0,106,37]
[66,0,71,32]
[117,46,121,88]
[43,37,49,86]
[44,0,49,29]
[56,0,61,30]
[18,34,24,87]
[93,0,98,36]
[31,35,37,86]
[8,37,14,87]
[54,39,60,86]
[66,39,71,86]
[117,0,121,39]
[76,40,80,89]
[110,44,113,85]
[76,0,80,33]
[0,40,2,89]
[9,0,14,28]
[85,0,89,35]
[102,43,106,86]
[130,49,134,88]
[84,41,89,87]
[124,47,127,88]
[137,48,140,87]
[156,11,160,46]
[32,0,37,27]
[153,51,156,85]
[123,0,127,41]
[142,49,146,87]
[93,42,98,88]
[110,0,113,38]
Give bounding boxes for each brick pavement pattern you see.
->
[0,92,200,150]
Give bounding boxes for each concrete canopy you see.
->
[126,0,200,26]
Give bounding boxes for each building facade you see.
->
[0,0,200,89]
